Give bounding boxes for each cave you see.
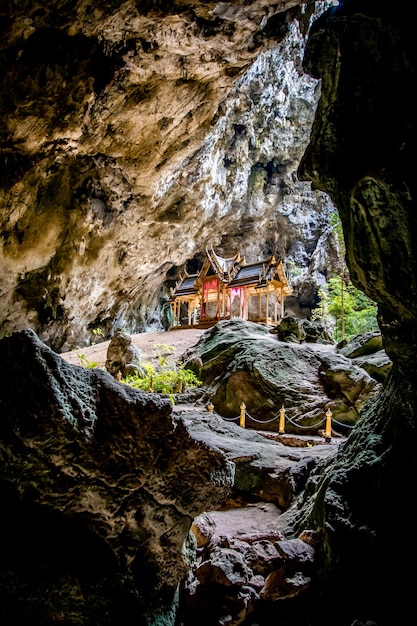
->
[0,2,416,626]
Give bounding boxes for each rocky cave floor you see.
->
[60,328,346,626]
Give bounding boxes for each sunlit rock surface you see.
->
[181,318,380,429]
[0,1,336,351]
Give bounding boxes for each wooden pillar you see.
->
[201,283,205,319]
[280,287,284,319]
[274,291,277,323]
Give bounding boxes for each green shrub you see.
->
[74,340,202,404]
[122,343,202,404]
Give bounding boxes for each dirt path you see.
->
[60,328,206,368]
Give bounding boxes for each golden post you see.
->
[279,405,285,434]
[207,402,214,413]
[240,402,246,428]
[325,408,332,442]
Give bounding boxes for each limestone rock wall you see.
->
[283,4,417,625]
[0,1,336,351]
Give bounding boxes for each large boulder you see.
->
[0,329,234,626]
[181,319,380,433]
[336,331,383,358]
[275,316,334,344]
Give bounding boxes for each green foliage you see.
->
[123,362,202,405]
[75,352,101,369]
[74,338,202,403]
[122,342,202,405]
[313,208,379,341]
[91,327,104,346]
[329,210,345,254]
[285,260,302,280]
[151,343,176,368]
[313,277,378,342]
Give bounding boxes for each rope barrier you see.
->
[332,417,355,429]
[285,415,326,430]
[206,400,353,441]
[244,410,282,425]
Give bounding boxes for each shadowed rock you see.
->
[275,316,334,344]
[336,331,392,383]
[291,3,417,625]
[0,329,234,626]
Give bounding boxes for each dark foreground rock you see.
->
[0,329,234,626]
[293,2,417,625]
[181,505,319,626]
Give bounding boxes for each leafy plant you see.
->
[74,339,202,403]
[75,352,101,369]
[313,277,378,342]
[314,210,379,341]
[123,362,202,405]
[150,342,176,368]
[285,259,303,280]
[91,327,104,344]
[121,342,202,405]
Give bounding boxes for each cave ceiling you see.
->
[0,1,336,351]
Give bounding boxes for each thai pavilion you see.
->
[168,246,292,328]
